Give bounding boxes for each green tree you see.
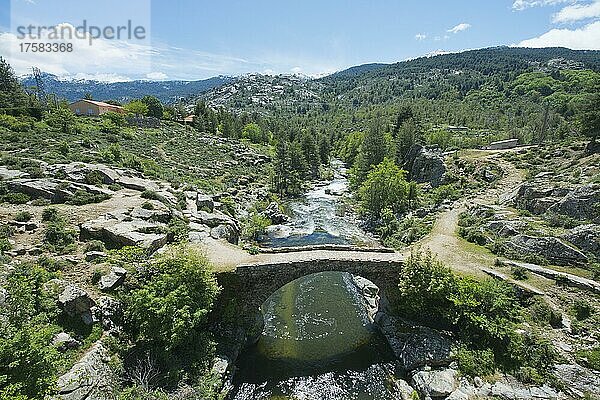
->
[301,131,320,178]
[124,245,220,351]
[124,100,148,117]
[578,93,600,144]
[0,57,29,113]
[242,122,266,143]
[140,95,164,119]
[44,107,76,133]
[358,158,410,219]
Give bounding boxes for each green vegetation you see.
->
[395,251,557,382]
[42,209,77,253]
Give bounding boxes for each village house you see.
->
[68,99,125,116]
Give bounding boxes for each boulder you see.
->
[502,182,569,215]
[85,251,107,262]
[80,216,169,252]
[7,178,112,203]
[98,267,127,291]
[490,381,560,400]
[56,342,118,400]
[130,205,171,223]
[116,175,160,192]
[403,144,447,188]
[196,194,215,212]
[93,296,123,332]
[553,364,600,398]
[502,235,588,266]
[548,185,600,222]
[53,332,82,351]
[263,202,289,224]
[0,166,29,180]
[484,220,525,237]
[192,210,235,227]
[351,275,380,323]
[48,163,121,184]
[411,368,459,398]
[392,378,417,400]
[211,224,239,244]
[57,283,95,325]
[562,224,600,258]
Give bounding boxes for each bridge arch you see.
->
[215,258,404,344]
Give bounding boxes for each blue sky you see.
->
[1,0,600,81]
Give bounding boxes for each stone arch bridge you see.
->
[214,249,406,339]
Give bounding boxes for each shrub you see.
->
[85,240,106,252]
[84,170,104,186]
[456,346,496,377]
[0,238,12,254]
[141,201,154,210]
[124,245,220,351]
[65,190,110,205]
[573,299,593,320]
[2,192,30,204]
[14,211,32,222]
[41,207,60,222]
[43,220,77,253]
[243,213,271,242]
[577,346,600,371]
[528,298,562,328]
[511,265,529,280]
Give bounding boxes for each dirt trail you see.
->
[407,151,526,277]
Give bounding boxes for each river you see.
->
[228,271,400,400]
[260,160,379,248]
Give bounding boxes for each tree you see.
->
[352,122,393,187]
[358,157,410,219]
[0,57,29,113]
[44,107,76,133]
[578,93,600,144]
[83,92,93,100]
[124,100,148,117]
[241,123,266,143]
[140,95,163,119]
[124,245,220,351]
[301,131,320,178]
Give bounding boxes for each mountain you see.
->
[19,73,233,104]
[197,46,600,114]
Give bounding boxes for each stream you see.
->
[228,271,399,400]
[260,160,379,248]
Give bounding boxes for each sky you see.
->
[1,0,600,81]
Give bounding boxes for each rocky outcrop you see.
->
[263,202,289,224]
[502,235,588,265]
[548,184,600,222]
[553,363,600,398]
[375,312,453,371]
[92,296,123,333]
[490,381,560,400]
[503,180,599,222]
[53,332,82,351]
[411,368,459,398]
[562,224,600,258]
[7,178,112,203]
[484,220,526,237]
[81,216,169,252]
[56,342,118,400]
[0,165,29,180]
[51,280,95,325]
[47,163,121,185]
[403,144,447,188]
[98,267,127,291]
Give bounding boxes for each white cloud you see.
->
[516,20,600,49]
[512,0,574,11]
[415,33,427,40]
[552,0,600,22]
[447,23,471,34]
[145,71,168,80]
[290,66,303,74]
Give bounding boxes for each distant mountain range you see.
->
[19,47,600,107]
[19,73,234,104]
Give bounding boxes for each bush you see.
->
[2,192,30,204]
[0,263,64,399]
[456,346,496,377]
[14,211,32,222]
[85,240,106,253]
[41,207,60,222]
[65,190,110,205]
[573,299,593,320]
[0,238,12,254]
[85,170,104,186]
[577,346,600,371]
[43,220,77,253]
[511,265,529,280]
[124,245,220,351]
[243,213,271,242]
[528,298,562,327]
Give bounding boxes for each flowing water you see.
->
[228,271,401,400]
[261,160,378,248]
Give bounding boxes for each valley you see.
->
[0,46,599,400]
